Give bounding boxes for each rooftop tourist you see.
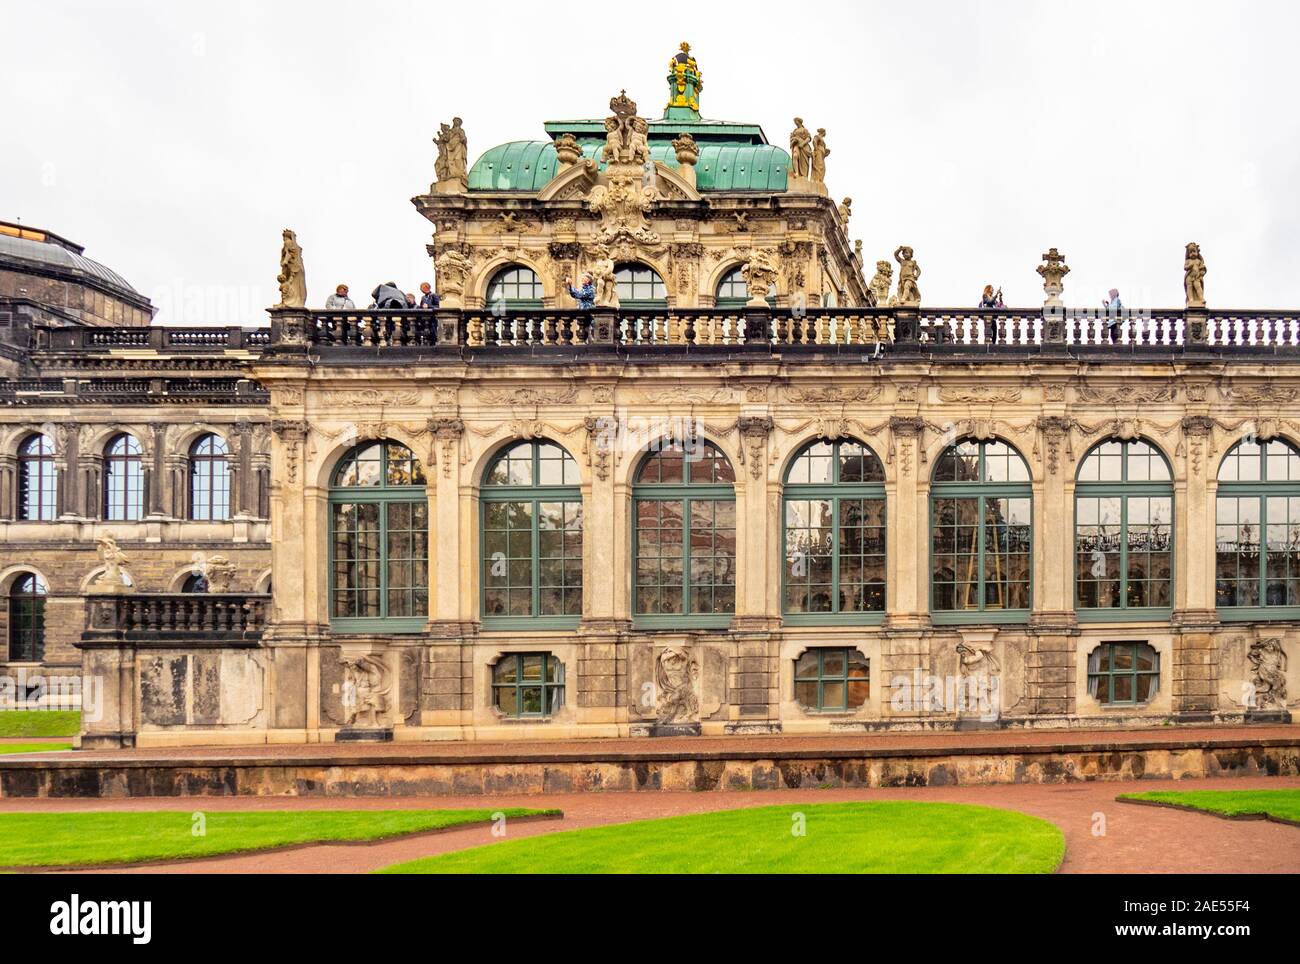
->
[324,284,354,309]
[371,281,405,309]
[568,271,596,310]
[419,281,439,309]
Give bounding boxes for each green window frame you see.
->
[794,647,869,712]
[329,440,429,633]
[633,439,736,628]
[485,265,544,310]
[930,439,1032,624]
[616,262,668,309]
[1087,641,1159,705]
[492,652,565,718]
[1074,439,1174,620]
[782,438,886,625]
[17,433,57,521]
[1216,437,1300,620]
[481,440,583,629]
[7,572,47,662]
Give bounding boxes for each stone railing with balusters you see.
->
[81,593,270,647]
[40,325,269,352]
[264,305,1300,358]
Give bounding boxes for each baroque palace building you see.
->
[6,47,1300,747]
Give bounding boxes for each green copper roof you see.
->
[469,125,788,193]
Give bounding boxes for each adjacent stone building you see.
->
[6,52,1299,747]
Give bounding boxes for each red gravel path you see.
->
[11,775,1298,875]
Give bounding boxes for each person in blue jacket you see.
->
[567,271,596,309]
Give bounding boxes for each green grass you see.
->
[0,808,558,868]
[0,743,73,754]
[1119,789,1300,823]
[379,802,1065,874]
[0,711,80,738]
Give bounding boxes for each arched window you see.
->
[189,434,231,521]
[329,441,428,629]
[8,572,47,662]
[103,434,144,521]
[714,265,774,309]
[1216,437,1300,614]
[17,433,57,521]
[634,438,735,624]
[182,572,208,593]
[931,439,1032,620]
[485,265,544,309]
[783,438,886,620]
[481,440,583,626]
[1075,440,1173,614]
[616,263,667,308]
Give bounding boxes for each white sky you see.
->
[4,0,1298,323]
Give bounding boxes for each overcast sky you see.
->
[4,0,1298,323]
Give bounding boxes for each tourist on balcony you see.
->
[1103,288,1124,343]
[371,282,406,310]
[567,272,596,310]
[405,292,418,308]
[979,285,1004,309]
[418,281,439,309]
[325,284,354,310]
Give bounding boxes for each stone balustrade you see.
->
[266,305,1300,356]
[81,593,270,645]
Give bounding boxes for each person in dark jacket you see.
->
[418,281,439,309]
[371,282,405,309]
[567,271,596,310]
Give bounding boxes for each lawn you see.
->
[1119,789,1300,824]
[0,743,73,754]
[0,711,80,738]
[379,802,1065,874]
[0,808,558,868]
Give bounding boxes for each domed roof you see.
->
[468,138,789,193]
[0,221,144,301]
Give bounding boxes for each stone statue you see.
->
[588,93,661,247]
[812,128,830,183]
[202,555,237,593]
[789,118,812,180]
[340,653,391,728]
[1184,242,1207,308]
[868,259,892,307]
[838,197,852,229]
[434,123,451,182]
[893,245,921,307]
[433,117,468,192]
[590,244,619,309]
[665,41,703,113]
[741,249,780,306]
[274,229,306,309]
[1036,247,1070,308]
[434,248,472,308]
[1248,638,1288,711]
[88,535,132,593]
[655,646,699,724]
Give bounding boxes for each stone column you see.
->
[730,415,779,728]
[1171,414,1219,720]
[1025,415,1079,719]
[269,420,310,628]
[59,424,81,519]
[0,454,14,520]
[147,423,167,517]
[236,419,254,516]
[426,417,465,631]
